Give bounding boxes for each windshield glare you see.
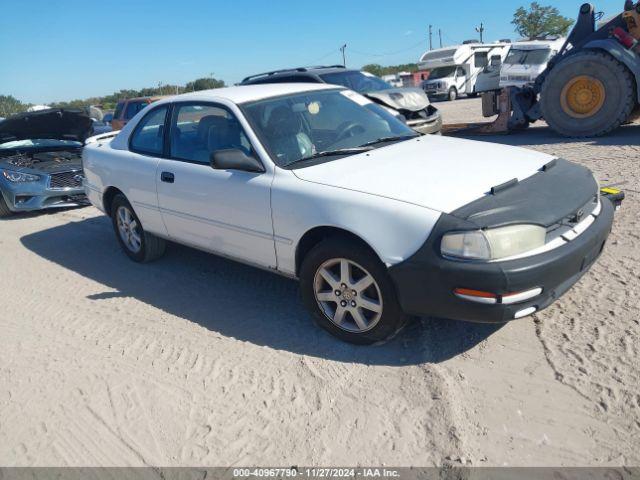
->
[505,48,552,65]
[242,89,416,168]
[428,66,456,79]
[319,71,393,94]
[0,138,82,150]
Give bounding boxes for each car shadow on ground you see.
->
[20,216,503,366]
[452,122,640,147]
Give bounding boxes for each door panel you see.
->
[157,160,275,267]
[156,102,276,268]
[124,105,170,236]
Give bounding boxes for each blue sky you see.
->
[0,0,623,103]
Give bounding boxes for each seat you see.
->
[265,106,312,163]
[192,116,246,163]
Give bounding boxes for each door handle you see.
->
[161,172,175,183]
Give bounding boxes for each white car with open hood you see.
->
[82,83,620,344]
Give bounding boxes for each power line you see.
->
[348,39,427,58]
[308,48,340,64]
[475,22,485,43]
[340,44,347,67]
[429,25,433,51]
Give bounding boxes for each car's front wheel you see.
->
[300,237,408,344]
[111,194,166,262]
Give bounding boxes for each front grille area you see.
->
[49,170,84,190]
[545,195,600,242]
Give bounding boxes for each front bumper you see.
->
[0,178,88,213]
[407,111,443,135]
[423,85,448,97]
[388,197,616,323]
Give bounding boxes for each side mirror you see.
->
[210,148,265,173]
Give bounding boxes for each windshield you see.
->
[242,89,417,168]
[319,71,393,94]
[428,66,457,79]
[0,138,82,150]
[505,48,552,65]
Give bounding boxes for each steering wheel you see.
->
[336,121,365,143]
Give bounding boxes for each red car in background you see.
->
[111,96,163,131]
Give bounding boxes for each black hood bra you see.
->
[0,108,93,144]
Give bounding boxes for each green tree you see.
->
[361,63,420,76]
[185,76,226,92]
[8,73,227,115]
[512,2,574,39]
[0,95,27,117]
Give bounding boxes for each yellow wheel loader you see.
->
[483,2,640,137]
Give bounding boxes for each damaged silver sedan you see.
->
[0,109,93,217]
[240,65,442,135]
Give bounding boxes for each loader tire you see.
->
[540,50,636,137]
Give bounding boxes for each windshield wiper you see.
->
[357,134,419,148]
[285,147,373,167]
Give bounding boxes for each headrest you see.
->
[197,115,225,142]
[207,117,242,151]
[266,106,302,138]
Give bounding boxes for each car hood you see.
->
[292,135,555,213]
[364,87,431,112]
[0,109,93,144]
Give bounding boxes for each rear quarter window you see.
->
[129,106,168,155]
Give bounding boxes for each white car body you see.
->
[82,83,615,342]
[499,38,566,89]
[83,84,552,276]
[419,42,511,97]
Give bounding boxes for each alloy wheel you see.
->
[313,258,383,333]
[116,206,142,253]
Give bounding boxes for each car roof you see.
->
[153,83,341,106]
[241,65,358,84]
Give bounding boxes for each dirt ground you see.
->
[1,98,638,467]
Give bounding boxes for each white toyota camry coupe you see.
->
[83,83,620,344]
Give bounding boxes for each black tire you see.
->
[111,194,166,263]
[0,194,13,218]
[299,236,408,345]
[540,50,636,137]
[467,92,479,98]
[448,87,458,101]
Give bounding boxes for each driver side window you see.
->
[169,104,252,164]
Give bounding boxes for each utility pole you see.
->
[439,29,443,48]
[429,25,433,50]
[340,44,347,67]
[475,22,485,43]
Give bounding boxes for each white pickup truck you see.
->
[83,83,616,344]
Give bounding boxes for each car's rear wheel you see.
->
[111,194,166,262]
[448,87,458,101]
[0,194,13,218]
[300,237,408,344]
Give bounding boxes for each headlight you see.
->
[2,170,41,183]
[441,224,546,261]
